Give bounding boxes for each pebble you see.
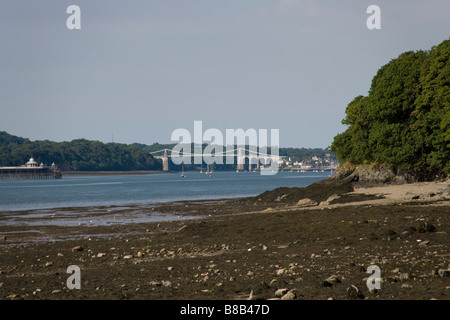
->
[419,240,430,246]
[44,261,53,267]
[123,255,133,259]
[275,288,289,298]
[276,268,286,275]
[281,290,296,300]
[399,273,410,280]
[438,269,450,278]
[347,285,365,299]
[323,275,341,287]
[97,253,106,258]
[72,246,83,252]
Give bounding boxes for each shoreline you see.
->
[0,180,449,300]
[60,170,171,176]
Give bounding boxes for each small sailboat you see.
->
[180,165,186,178]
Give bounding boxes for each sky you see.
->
[0,0,449,148]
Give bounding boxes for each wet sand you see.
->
[0,180,449,300]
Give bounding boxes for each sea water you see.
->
[0,171,329,212]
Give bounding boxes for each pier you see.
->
[0,158,62,179]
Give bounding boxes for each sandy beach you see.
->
[0,179,449,301]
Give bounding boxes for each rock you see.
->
[161,280,172,287]
[438,269,450,278]
[320,194,340,205]
[276,268,286,275]
[275,288,289,298]
[403,226,417,234]
[297,198,318,207]
[52,290,62,294]
[411,195,420,200]
[97,253,106,258]
[419,222,436,233]
[399,273,410,281]
[281,290,297,300]
[323,275,341,287]
[44,261,53,267]
[137,251,144,258]
[149,281,161,287]
[274,194,288,202]
[123,255,133,259]
[72,246,83,252]
[57,253,64,257]
[419,240,430,246]
[168,266,174,271]
[347,285,365,299]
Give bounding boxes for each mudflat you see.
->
[0,180,449,300]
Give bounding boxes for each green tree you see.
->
[331,39,450,178]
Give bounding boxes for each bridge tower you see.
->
[162,149,169,172]
[237,148,245,171]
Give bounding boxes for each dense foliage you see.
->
[331,39,450,178]
[0,132,159,171]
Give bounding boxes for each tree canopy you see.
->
[331,39,450,178]
[0,132,159,171]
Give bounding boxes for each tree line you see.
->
[0,132,159,171]
[0,132,334,172]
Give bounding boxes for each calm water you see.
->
[0,171,330,212]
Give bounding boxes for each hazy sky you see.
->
[1,0,449,148]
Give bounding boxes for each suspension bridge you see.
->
[149,147,283,172]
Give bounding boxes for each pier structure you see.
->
[0,158,62,179]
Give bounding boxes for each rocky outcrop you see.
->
[321,164,423,187]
